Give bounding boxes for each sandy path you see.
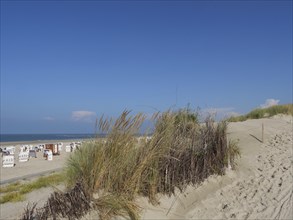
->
[0,168,63,185]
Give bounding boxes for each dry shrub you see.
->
[21,203,37,220]
[22,183,91,220]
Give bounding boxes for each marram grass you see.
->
[21,108,240,220]
[229,104,293,122]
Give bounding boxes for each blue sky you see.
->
[1,0,292,134]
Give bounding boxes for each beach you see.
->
[0,141,74,185]
[0,140,77,219]
[0,115,292,219]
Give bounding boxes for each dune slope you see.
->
[141,116,292,220]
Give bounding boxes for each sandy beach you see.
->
[0,115,292,219]
[0,141,74,185]
[0,141,75,219]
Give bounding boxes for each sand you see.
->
[0,142,73,184]
[0,116,292,219]
[140,115,293,219]
[0,141,73,219]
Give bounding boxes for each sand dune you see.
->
[0,116,292,219]
[140,116,293,219]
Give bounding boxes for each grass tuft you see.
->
[64,109,239,218]
[20,108,240,220]
[95,194,140,220]
[228,104,293,122]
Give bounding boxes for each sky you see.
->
[1,0,292,134]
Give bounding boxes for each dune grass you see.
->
[228,104,293,122]
[0,173,65,204]
[21,108,240,220]
[0,192,24,204]
[0,181,21,193]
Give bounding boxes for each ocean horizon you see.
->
[0,133,99,143]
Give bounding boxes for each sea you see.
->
[0,134,99,143]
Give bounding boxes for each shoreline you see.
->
[0,138,95,147]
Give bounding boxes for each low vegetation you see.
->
[0,181,21,194]
[0,173,64,204]
[228,104,293,122]
[21,108,240,220]
[0,192,24,204]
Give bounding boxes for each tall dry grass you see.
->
[22,108,240,220]
[137,110,239,203]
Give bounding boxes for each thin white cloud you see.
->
[71,111,96,122]
[43,116,55,121]
[260,99,280,109]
